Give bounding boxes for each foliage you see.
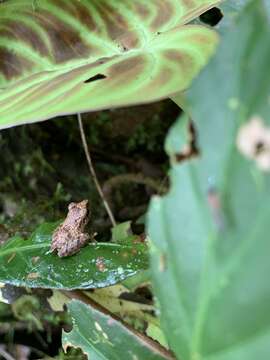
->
[148,0,270,359]
[63,299,172,360]
[0,222,148,289]
[1,0,269,360]
[0,0,218,128]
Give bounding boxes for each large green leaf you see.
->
[148,1,270,359]
[0,222,148,289]
[219,0,270,30]
[0,0,219,129]
[63,299,173,360]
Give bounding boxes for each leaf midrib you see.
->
[0,241,142,258]
[0,242,50,257]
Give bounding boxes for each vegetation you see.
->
[0,0,269,359]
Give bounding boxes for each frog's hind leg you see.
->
[58,233,90,257]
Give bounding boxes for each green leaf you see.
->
[218,0,249,30]
[122,269,151,290]
[148,1,270,359]
[0,222,148,289]
[63,299,173,360]
[219,0,270,30]
[111,221,146,246]
[0,0,219,129]
[111,221,135,245]
[147,323,169,350]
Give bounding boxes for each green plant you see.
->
[1,0,269,359]
[0,0,218,128]
[149,0,270,358]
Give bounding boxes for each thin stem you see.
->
[77,113,116,227]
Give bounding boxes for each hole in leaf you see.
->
[200,7,223,26]
[175,121,199,162]
[84,74,106,84]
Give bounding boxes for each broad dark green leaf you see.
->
[63,299,173,360]
[0,223,148,289]
[0,0,219,129]
[148,1,270,359]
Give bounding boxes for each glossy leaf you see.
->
[148,1,270,359]
[0,0,219,129]
[63,299,173,360]
[0,222,148,289]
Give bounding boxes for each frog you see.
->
[51,200,91,257]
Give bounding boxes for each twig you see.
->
[77,113,116,227]
[103,173,164,198]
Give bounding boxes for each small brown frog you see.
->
[51,200,91,257]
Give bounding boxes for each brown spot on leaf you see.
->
[27,272,40,280]
[207,188,225,230]
[96,257,106,272]
[31,256,40,264]
[122,251,129,259]
[133,234,146,244]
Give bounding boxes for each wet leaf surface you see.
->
[0,222,148,290]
